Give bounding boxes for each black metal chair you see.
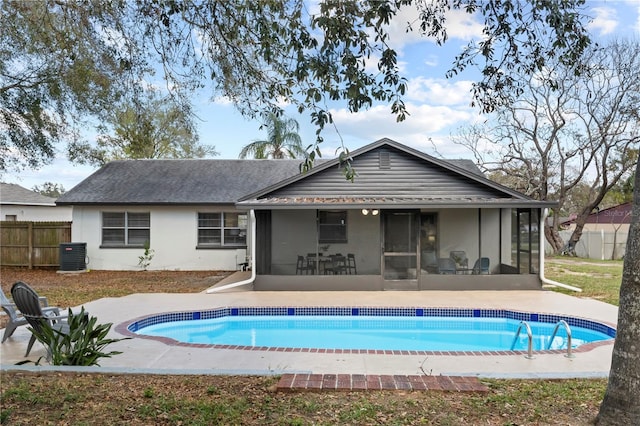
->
[296,255,314,275]
[324,255,347,274]
[346,253,357,274]
[10,281,69,357]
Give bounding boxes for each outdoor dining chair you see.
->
[10,281,69,357]
[296,255,314,275]
[471,257,490,274]
[438,258,457,274]
[324,254,347,275]
[1,286,61,343]
[449,251,468,269]
[346,253,357,274]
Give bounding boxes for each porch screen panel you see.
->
[510,208,537,274]
[383,212,418,280]
[255,210,271,274]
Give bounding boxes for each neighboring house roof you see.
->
[0,183,57,206]
[561,203,633,226]
[56,159,306,205]
[57,138,556,208]
[588,203,633,224]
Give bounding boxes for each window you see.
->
[5,215,17,221]
[198,212,247,247]
[102,212,150,247]
[318,210,347,243]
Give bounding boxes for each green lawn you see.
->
[545,257,623,306]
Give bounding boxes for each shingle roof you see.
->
[0,183,57,205]
[56,139,551,208]
[56,159,306,205]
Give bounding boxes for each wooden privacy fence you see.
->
[0,221,71,268]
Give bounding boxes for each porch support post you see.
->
[478,209,482,258]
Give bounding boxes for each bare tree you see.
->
[455,40,639,253]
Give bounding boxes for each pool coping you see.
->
[115,306,617,357]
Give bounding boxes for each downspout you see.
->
[207,209,256,293]
[540,208,582,292]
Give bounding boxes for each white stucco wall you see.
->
[71,205,248,271]
[1,204,72,222]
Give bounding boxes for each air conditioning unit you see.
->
[59,242,87,271]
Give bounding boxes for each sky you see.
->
[4,0,640,193]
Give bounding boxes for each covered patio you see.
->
[238,139,554,291]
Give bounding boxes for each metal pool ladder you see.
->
[510,321,535,359]
[546,320,575,358]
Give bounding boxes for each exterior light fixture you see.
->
[372,209,379,216]
[361,208,369,215]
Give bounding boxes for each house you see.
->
[554,203,632,260]
[57,138,555,290]
[561,203,632,234]
[0,183,72,222]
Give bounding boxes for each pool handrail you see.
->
[510,321,535,359]
[546,319,575,358]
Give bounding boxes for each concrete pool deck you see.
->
[0,282,618,379]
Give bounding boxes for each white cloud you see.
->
[405,77,474,106]
[424,55,439,67]
[441,9,485,40]
[587,7,619,35]
[383,4,484,54]
[318,100,477,159]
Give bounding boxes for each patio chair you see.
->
[437,258,457,274]
[1,287,61,343]
[324,254,347,275]
[346,253,357,274]
[449,251,468,270]
[421,251,439,274]
[296,255,314,275]
[472,257,490,274]
[10,281,69,357]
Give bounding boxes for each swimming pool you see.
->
[124,307,616,354]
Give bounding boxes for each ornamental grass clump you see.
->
[27,307,129,366]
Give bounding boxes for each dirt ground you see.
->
[0,267,232,327]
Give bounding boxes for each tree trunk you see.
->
[566,209,593,256]
[596,158,640,424]
[544,223,564,253]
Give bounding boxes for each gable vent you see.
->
[379,152,391,169]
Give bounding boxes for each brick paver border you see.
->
[276,374,489,392]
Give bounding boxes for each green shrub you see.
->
[27,307,129,366]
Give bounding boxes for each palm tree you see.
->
[239,112,305,159]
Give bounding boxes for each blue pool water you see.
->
[131,308,615,352]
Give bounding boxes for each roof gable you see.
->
[239,138,537,204]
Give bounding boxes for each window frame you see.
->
[101,211,150,248]
[197,212,247,248]
[318,210,348,244]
